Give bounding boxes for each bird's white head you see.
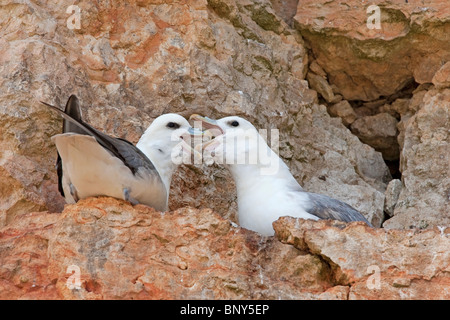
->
[137,113,202,189]
[189,114,281,176]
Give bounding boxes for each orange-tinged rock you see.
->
[1,197,449,299]
[432,62,450,89]
[293,0,450,100]
[0,211,60,299]
[1,197,331,299]
[274,217,450,300]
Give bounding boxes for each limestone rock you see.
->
[383,88,450,229]
[306,72,335,103]
[328,100,357,126]
[293,0,450,101]
[379,98,410,119]
[274,217,450,300]
[396,90,428,151]
[1,197,449,300]
[384,179,402,217]
[432,61,450,89]
[0,211,60,299]
[269,0,299,26]
[0,198,332,299]
[350,113,400,161]
[309,60,327,78]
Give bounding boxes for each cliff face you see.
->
[293,0,450,101]
[0,0,449,299]
[288,0,450,229]
[1,197,449,300]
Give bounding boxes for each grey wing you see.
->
[305,192,373,227]
[68,118,160,179]
[113,137,160,177]
[78,121,162,183]
[41,96,163,192]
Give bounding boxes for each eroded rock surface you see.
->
[294,0,450,101]
[1,197,449,300]
[0,0,449,300]
[274,216,450,300]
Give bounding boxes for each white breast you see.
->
[230,161,319,236]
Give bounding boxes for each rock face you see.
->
[1,197,449,300]
[293,0,450,101]
[289,0,450,229]
[350,112,399,161]
[0,198,335,299]
[383,88,450,229]
[384,179,402,217]
[0,0,449,300]
[274,217,450,300]
[328,100,357,127]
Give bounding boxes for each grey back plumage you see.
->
[305,192,373,227]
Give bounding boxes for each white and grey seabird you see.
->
[42,95,202,211]
[190,114,373,236]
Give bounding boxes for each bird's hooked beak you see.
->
[189,114,224,133]
[189,114,225,152]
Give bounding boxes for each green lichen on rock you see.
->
[207,0,264,43]
[246,4,282,34]
[207,0,232,19]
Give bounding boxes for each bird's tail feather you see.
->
[41,96,134,170]
[62,95,85,135]
[40,100,96,137]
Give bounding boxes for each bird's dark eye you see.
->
[230,120,239,127]
[166,122,180,129]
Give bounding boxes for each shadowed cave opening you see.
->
[347,79,419,181]
[320,79,420,182]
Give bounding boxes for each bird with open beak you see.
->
[190,114,372,236]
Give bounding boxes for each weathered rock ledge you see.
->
[1,197,448,300]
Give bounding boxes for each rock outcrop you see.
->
[293,0,450,101]
[274,216,450,300]
[383,88,450,229]
[290,0,450,229]
[0,197,448,299]
[0,0,449,300]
